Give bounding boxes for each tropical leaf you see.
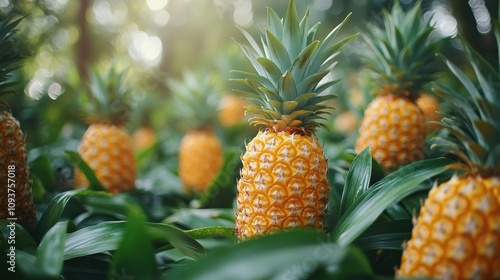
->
[35,189,112,240]
[164,208,235,229]
[338,147,373,217]
[331,157,454,246]
[165,229,374,280]
[16,221,68,279]
[64,220,205,261]
[110,205,158,280]
[65,150,105,191]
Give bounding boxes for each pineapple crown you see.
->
[232,0,358,134]
[167,70,221,131]
[361,1,447,100]
[0,15,27,99]
[431,23,500,177]
[81,64,131,125]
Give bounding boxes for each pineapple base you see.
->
[75,123,136,194]
[179,129,223,192]
[355,94,425,172]
[235,130,329,240]
[0,111,36,231]
[398,175,500,279]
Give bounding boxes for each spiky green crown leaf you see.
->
[431,23,500,176]
[81,64,131,125]
[232,0,357,134]
[0,15,27,98]
[362,1,447,99]
[168,70,221,131]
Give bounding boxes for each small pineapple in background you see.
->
[355,1,447,172]
[334,110,359,135]
[218,94,247,127]
[0,15,36,231]
[131,93,159,151]
[168,71,223,193]
[75,65,136,194]
[133,127,156,151]
[416,92,441,134]
[398,28,500,279]
[232,0,357,240]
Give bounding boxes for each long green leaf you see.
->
[65,150,105,191]
[35,221,68,277]
[165,229,373,280]
[36,189,86,240]
[110,206,158,280]
[331,157,454,246]
[64,221,205,260]
[147,223,205,259]
[64,221,125,260]
[339,147,372,217]
[355,219,412,251]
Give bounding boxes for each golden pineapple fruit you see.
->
[74,65,136,193]
[0,16,36,232]
[355,2,446,172]
[232,0,357,240]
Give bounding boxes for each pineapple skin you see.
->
[398,175,500,279]
[0,110,36,231]
[355,94,425,172]
[235,130,329,240]
[179,129,223,192]
[75,123,136,193]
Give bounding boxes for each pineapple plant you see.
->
[74,65,136,194]
[168,71,223,193]
[0,15,36,232]
[232,0,357,240]
[355,1,446,172]
[397,27,500,279]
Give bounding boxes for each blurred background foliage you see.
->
[0,0,498,147]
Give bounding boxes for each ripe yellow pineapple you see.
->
[74,65,136,194]
[218,94,247,127]
[0,15,36,232]
[232,0,357,240]
[168,71,223,193]
[132,126,156,151]
[416,93,441,134]
[355,2,447,172]
[398,27,500,279]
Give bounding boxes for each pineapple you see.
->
[218,94,247,127]
[74,65,136,194]
[0,15,36,232]
[233,0,357,240]
[168,71,223,193]
[397,27,500,279]
[416,92,441,134]
[133,126,156,151]
[355,1,446,172]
